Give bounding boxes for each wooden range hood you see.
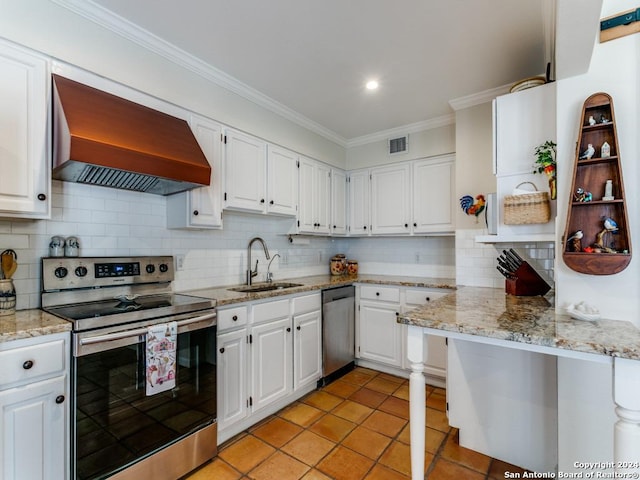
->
[52,74,211,195]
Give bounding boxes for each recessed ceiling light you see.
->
[365,80,379,90]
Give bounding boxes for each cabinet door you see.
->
[412,157,455,233]
[358,300,402,367]
[217,329,248,431]
[0,40,50,219]
[315,162,331,234]
[0,375,67,480]
[224,129,267,212]
[297,157,316,233]
[251,317,292,412]
[293,309,322,391]
[267,145,298,216]
[167,115,223,229]
[370,164,411,235]
[348,170,370,235]
[331,169,347,235]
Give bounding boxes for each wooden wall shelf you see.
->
[562,93,632,275]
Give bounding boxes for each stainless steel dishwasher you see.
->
[320,285,355,386]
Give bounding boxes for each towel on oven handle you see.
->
[146,321,177,396]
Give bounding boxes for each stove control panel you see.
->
[42,256,174,291]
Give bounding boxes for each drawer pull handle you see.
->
[232,315,238,321]
[23,360,34,370]
[219,347,225,354]
[55,395,65,404]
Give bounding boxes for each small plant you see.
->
[533,140,557,199]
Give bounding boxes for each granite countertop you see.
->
[398,286,640,361]
[186,274,456,306]
[0,310,72,344]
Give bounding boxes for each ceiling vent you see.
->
[388,135,408,155]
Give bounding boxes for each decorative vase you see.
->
[0,279,16,316]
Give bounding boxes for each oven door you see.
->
[72,311,217,480]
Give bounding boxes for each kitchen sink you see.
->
[228,282,304,293]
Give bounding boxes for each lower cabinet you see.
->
[0,332,69,480]
[216,293,321,442]
[355,284,450,386]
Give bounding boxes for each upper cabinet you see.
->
[489,83,556,240]
[348,169,371,235]
[298,157,330,234]
[0,40,50,219]
[223,129,297,216]
[412,155,455,234]
[330,168,347,236]
[370,164,411,235]
[167,115,224,229]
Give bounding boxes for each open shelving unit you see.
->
[562,92,631,275]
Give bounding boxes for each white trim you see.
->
[51,0,349,147]
[346,114,455,148]
[448,83,512,111]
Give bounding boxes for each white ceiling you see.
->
[88,0,551,144]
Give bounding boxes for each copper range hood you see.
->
[52,74,211,195]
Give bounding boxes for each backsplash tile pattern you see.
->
[456,229,555,288]
[1,181,457,310]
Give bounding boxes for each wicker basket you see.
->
[503,182,551,225]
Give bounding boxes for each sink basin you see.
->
[228,282,304,293]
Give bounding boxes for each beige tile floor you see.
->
[183,367,530,480]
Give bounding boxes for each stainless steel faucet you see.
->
[266,253,280,283]
[246,237,270,285]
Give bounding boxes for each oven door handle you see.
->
[78,312,217,346]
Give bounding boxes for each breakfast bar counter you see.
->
[397,286,640,479]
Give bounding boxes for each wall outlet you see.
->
[175,254,185,271]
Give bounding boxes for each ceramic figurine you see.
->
[579,144,595,160]
[574,187,592,202]
[603,179,614,201]
[593,217,619,253]
[588,115,596,126]
[459,194,485,222]
[603,217,618,232]
[600,141,610,158]
[566,230,583,252]
[599,114,610,124]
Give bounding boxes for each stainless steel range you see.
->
[41,256,217,480]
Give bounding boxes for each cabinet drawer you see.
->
[218,305,248,331]
[0,339,66,386]
[253,298,290,323]
[359,285,400,303]
[292,293,321,315]
[405,289,450,307]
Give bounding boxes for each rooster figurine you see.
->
[459,194,486,222]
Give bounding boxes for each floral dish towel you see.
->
[146,322,177,396]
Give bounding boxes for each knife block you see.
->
[505,261,551,296]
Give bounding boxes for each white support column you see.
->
[407,325,426,480]
[613,357,640,475]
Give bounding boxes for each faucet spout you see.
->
[246,237,271,285]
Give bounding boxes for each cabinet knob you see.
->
[286,327,291,332]
[426,297,430,302]
[414,223,417,227]
[296,325,301,331]
[260,198,265,204]
[363,225,367,230]
[37,193,47,201]
[219,347,225,354]
[55,395,65,404]
[333,225,336,229]
[193,210,199,216]
[375,292,380,296]
[404,223,408,228]
[23,360,34,370]
[232,315,238,321]
[395,312,399,316]
[269,200,274,205]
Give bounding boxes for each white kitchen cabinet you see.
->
[330,168,347,236]
[223,128,267,213]
[292,294,322,390]
[167,114,224,229]
[266,145,298,216]
[370,164,411,235]
[216,328,248,431]
[348,169,370,235]
[357,286,403,367]
[0,39,50,219]
[412,156,455,234]
[0,333,69,480]
[297,156,330,234]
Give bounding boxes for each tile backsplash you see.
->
[2,181,457,310]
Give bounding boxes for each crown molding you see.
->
[448,83,512,111]
[51,0,349,147]
[346,114,456,148]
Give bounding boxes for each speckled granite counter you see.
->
[398,286,640,361]
[0,310,71,343]
[186,274,456,307]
